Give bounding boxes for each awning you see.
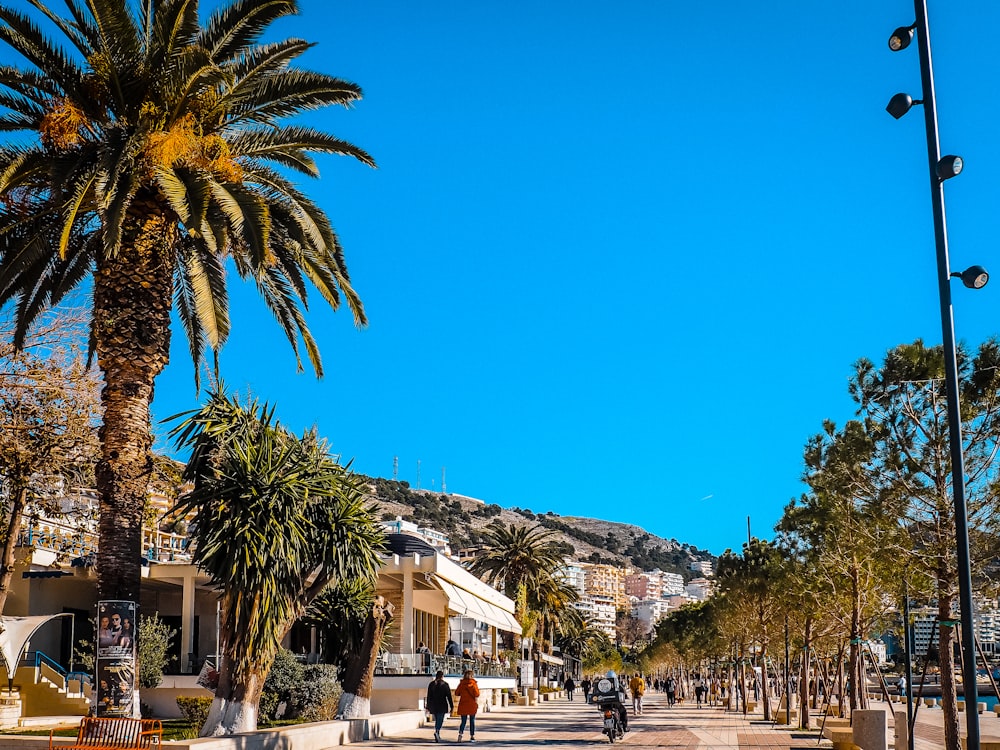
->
[434,576,521,633]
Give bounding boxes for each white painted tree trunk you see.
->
[337,692,370,719]
[200,695,258,736]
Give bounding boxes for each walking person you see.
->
[665,675,676,706]
[455,669,480,742]
[581,676,592,704]
[564,676,576,700]
[425,671,453,743]
[628,672,645,715]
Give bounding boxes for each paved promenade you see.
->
[364,693,832,748]
[365,691,1000,748]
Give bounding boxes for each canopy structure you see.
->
[434,576,521,632]
[0,614,74,691]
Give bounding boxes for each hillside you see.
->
[364,476,715,582]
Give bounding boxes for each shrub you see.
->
[176,696,213,728]
[292,664,342,721]
[138,614,176,689]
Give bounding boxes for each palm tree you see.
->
[470,522,566,603]
[169,389,385,734]
[0,0,373,604]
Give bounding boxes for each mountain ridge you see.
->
[364,476,716,582]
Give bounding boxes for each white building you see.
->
[633,599,674,629]
[685,577,713,601]
[574,594,616,637]
[689,560,714,577]
[557,561,587,597]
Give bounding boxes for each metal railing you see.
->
[374,652,516,678]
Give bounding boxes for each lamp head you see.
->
[937,155,964,180]
[889,25,915,52]
[886,93,917,119]
[951,265,989,290]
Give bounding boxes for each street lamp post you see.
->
[886,2,986,748]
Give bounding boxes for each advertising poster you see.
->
[95,600,137,717]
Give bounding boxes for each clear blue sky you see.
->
[151,1,1000,556]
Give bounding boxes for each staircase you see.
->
[0,660,90,718]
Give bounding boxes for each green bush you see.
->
[176,696,213,728]
[139,614,177,689]
[293,664,342,721]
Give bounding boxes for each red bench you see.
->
[49,718,163,750]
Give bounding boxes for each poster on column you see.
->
[95,600,137,717]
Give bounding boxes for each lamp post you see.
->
[886,2,987,748]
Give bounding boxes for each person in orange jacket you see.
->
[454,669,480,742]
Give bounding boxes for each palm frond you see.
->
[199,0,296,62]
[225,70,364,126]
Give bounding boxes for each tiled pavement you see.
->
[363,692,834,748]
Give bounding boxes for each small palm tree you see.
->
[170,389,385,735]
[0,0,373,604]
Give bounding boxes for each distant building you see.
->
[625,569,685,600]
[633,599,674,629]
[382,516,451,553]
[574,594,617,637]
[557,561,587,596]
[582,563,630,609]
[685,577,713,601]
[689,560,714,577]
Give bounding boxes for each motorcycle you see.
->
[598,700,624,743]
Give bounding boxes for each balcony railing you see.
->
[375,652,516,678]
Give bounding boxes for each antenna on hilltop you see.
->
[393,456,398,482]
[442,467,447,494]
[416,459,421,490]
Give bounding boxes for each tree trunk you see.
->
[0,486,27,614]
[849,562,863,712]
[338,596,394,719]
[94,199,176,603]
[760,644,771,720]
[201,652,265,736]
[799,618,812,729]
[938,591,961,750]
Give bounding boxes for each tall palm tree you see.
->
[470,522,567,603]
[0,0,373,603]
[169,388,385,735]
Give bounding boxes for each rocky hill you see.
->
[364,476,715,582]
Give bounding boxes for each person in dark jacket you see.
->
[564,676,576,700]
[426,670,454,743]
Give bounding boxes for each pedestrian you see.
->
[665,675,676,706]
[455,669,480,743]
[564,676,576,700]
[581,676,592,704]
[628,672,645,715]
[897,675,907,697]
[425,670,453,743]
[695,676,706,707]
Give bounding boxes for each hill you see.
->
[364,476,715,582]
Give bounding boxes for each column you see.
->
[180,572,195,673]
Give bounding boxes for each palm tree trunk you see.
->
[93,199,176,602]
[338,596,394,719]
[0,486,27,614]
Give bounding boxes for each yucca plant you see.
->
[0,0,373,608]
[170,388,385,734]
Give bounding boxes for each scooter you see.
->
[598,700,624,743]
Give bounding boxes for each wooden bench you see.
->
[50,718,162,750]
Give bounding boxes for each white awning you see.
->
[0,614,72,676]
[434,576,521,633]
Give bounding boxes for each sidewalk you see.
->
[363,692,834,748]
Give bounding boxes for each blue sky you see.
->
[151,0,1000,556]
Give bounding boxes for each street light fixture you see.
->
[887,3,986,749]
[952,265,989,290]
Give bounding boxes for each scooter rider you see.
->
[594,670,629,732]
